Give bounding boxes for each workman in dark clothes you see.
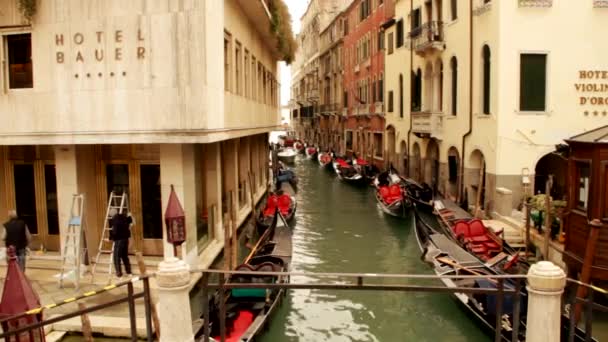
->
[109,208,133,278]
[2,210,31,271]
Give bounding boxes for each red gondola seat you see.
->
[263,195,278,216]
[277,194,291,215]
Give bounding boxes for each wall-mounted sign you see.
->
[576,70,608,106]
[54,30,146,64]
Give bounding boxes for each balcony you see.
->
[371,102,384,115]
[363,58,371,70]
[354,64,360,74]
[409,21,445,57]
[411,111,443,139]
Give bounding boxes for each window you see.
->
[520,53,547,111]
[399,74,404,118]
[603,163,608,218]
[412,69,422,111]
[235,42,241,95]
[448,156,458,182]
[372,78,377,103]
[396,20,404,48]
[379,74,384,102]
[344,18,349,35]
[388,32,394,54]
[244,50,249,98]
[258,63,263,102]
[450,0,458,21]
[251,56,257,100]
[450,57,458,115]
[343,91,348,108]
[346,131,353,150]
[377,31,384,51]
[388,91,394,112]
[411,9,421,32]
[224,32,231,91]
[7,33,33,89]
[576,162,590,211]
[374,133,383,158]
[482,45,491,114]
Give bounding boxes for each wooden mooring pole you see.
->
[543,175,553,260]
[574,219,604,323]
[78,303,94,342]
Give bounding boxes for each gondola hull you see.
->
[318,153,333,169]
[199,212,293,342]
[305,147,318,160]
[375,192,411,218]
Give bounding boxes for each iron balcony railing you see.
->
[409,21,445,53]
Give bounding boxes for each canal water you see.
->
[259,157,489,342]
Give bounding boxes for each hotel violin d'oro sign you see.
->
[54,29,146,64]
[576,70,608,106]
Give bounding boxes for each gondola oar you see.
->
[436,256,498,285]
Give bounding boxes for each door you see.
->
[140,165,163,255]
[43,164,60,251]
[13,164,38,246]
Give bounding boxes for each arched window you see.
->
[482,45,491,115]
[399,73,404,118]
[411,69,422,111]
[450,56,458,116]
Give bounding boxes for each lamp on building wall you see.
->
[164,185,186,257]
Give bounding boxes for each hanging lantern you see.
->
[0,247,45,342]
[165,185,186,255]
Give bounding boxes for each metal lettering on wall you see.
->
[576,70,608,117]
[54,30,146,72]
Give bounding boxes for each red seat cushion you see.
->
[356,158,368,165]
[277,195,291,215]
[470,244,488,254]
[468,219,488,237]
[483,241,501,250]
[263,195,278,216]
[468,235,491,243]
[453,222,470,238]
[336,159,349,168]
[379,187,390,198]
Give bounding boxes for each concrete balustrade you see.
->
[157,257,194,342]
[525,261,567,342]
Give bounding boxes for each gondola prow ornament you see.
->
[164,185,186,257]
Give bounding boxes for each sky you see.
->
[279,0,308,107]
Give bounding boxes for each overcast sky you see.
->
[279,0,308,106]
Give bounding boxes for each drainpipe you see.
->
[459,0,474,203]
[407,0,413,177]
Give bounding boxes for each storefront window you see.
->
[576,162,590,211]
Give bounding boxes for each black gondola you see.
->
[305,145,318,160]
[318,151,333,170]
[413,212,592,342]
[199,211,293,341]
[333,157,367,186]
[375,183,412,218]
[256,182,297,235]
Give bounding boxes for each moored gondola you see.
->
[294,140,305,154]
[333,157,367,186]
[277,147,297,164]
[318,151,333,169]
[375,183,411,218]
[199,211,293,342]
[305,146,318,160]
[414,210,594,341]
[256,183,297,235]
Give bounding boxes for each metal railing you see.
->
[409,21,445,52]
[191,268,527,342]
[566,279,608,342]
[0,275,155,342]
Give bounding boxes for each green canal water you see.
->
[258,157,489,342]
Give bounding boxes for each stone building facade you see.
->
[384,0,608,216]
[0,0,283,266]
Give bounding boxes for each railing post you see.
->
[156,257,194,342]
[526,261,566,342]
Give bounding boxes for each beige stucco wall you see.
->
[0,0,280,145]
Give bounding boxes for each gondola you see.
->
[333,157,367,186]
[432,199,517,263]
[401,177,434,212]
[318,152,333,169]
[293,141,305,154]
[200,211,293,342]
[256,182,297,235]
[375,183,411,218]
[277,147,297,164]
[353,158,379,183]
[305,146,318,160]
[414,212,593,341]
[275,163,298,190]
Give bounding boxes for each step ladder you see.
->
[92,191,128,283]
[59,194,87,289]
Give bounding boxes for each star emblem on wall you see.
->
[603,111,607,116]
[584,111,589,115]
[594,111,599,116]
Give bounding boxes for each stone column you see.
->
[160,144,197,263]
[525,261,566,342]
[54,145,79,256]
[157,257,194,342]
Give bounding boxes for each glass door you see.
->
[43,164,60,251]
